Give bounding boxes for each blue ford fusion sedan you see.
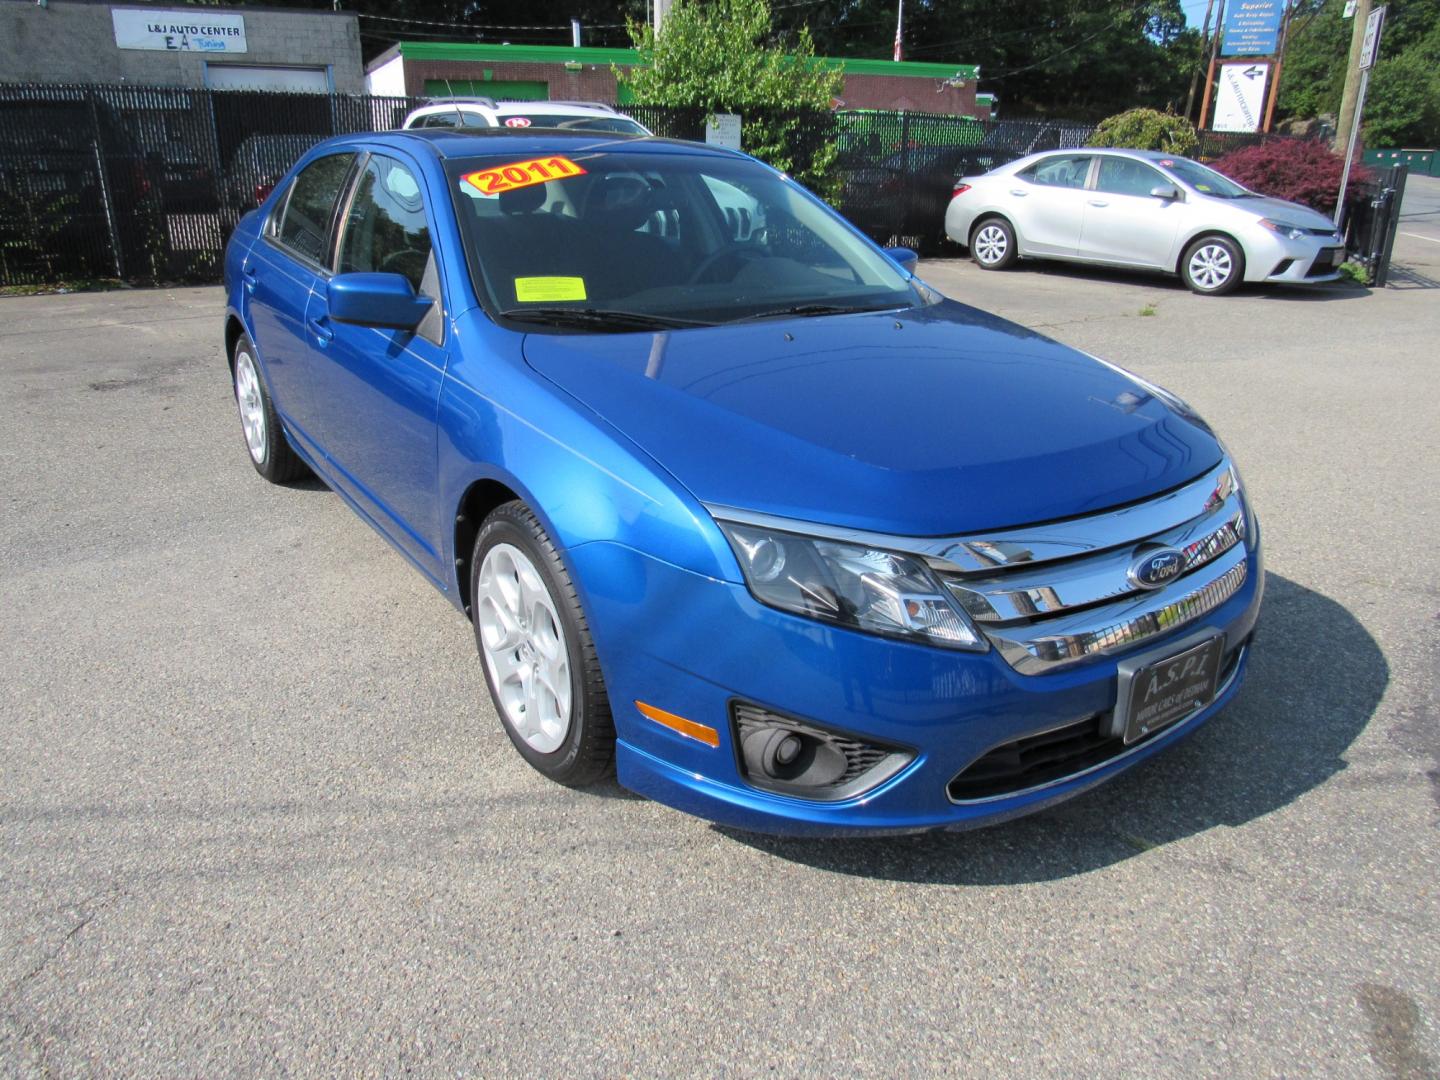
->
[223,128,1262,836]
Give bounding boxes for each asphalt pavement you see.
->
[2,189,1438,1077]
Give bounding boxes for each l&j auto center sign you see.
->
[111,8,247,53]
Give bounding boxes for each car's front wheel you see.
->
[1181,235,1244,295]
[471,501,615,786]
[970,217,1017,270]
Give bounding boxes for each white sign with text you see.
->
[705,114,742,152]
[1213,62,1269,133]
[111,9,247,53]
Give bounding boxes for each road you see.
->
[1,214,1438,1076]
[1398,173,1440,247]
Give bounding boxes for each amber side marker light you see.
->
[635,701,720,748]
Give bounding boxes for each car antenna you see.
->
[444,78,461,127]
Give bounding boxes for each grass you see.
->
[1138,303,1158,317]
[1337,260,1372,286]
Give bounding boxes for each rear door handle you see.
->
[1088,199,1109,207]
[308,316,333,347]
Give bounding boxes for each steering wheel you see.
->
[688,247,759,285]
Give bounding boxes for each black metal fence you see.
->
[0,82,1305,286]
[0,83,418,285]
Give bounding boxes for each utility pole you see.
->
[1334,0,1371,156]
[653,0,672,36]
[1197,0,1227,129]
[1185,0,1218,121]
[893,0,904,62]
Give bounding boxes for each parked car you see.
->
[222,133,325,211]
[838,120,1088,250]
[945,147,1347,294]
[223,128,1261,836]
[402,98,651,136]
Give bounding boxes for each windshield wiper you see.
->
[730,302,894,324]
[498,307,710,332]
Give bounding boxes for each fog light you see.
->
[732,701,913,801]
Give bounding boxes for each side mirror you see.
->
[327,272,432,331]
[1150,184,1180,201]
[883,246,919,274]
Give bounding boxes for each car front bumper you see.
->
[570,535,1264,837]
[1244,231,1346,284]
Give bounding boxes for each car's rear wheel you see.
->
[970,217,1017,270]
[232,334,307,483]
[471,501,614,786]
[1181,235,1244,295]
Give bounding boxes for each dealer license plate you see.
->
[1119,637,1223,744]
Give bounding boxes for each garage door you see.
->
[206,65,330,93]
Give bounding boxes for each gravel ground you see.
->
[1,181,1437,1078]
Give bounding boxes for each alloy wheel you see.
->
[234,350,267,464]
[1188,244,1233,291]
[974,224,1009,265]
[475,542,573,753]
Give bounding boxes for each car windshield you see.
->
[1158,156,1251,198]
[448,148,921,330]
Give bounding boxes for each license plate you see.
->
[1117,636,1223,744]
[1318,248,1343,269]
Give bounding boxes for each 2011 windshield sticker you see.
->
[463,156,587,196]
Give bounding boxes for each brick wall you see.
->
[403,59,983,118]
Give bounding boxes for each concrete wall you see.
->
[0,0,365,93]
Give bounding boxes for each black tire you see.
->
[231,334,308,483]
[1180,234,1245,296]
[471,501,615,787]
[970,216,1018,270]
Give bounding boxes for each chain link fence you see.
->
[0,83,1306,286]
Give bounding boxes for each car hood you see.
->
[522,301,1222,536]
[1219,193,1337,231]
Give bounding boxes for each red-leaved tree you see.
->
[1210,140,1372,215]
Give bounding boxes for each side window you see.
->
[338,154,433,293]
[276,153,355,265]
[1020,155,1093,189]
[424,112,458,129]
[1095,157,1166,197]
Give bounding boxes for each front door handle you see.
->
[1009,189,1029,197]
[1088,199,1109,207]
[241,264,258,294]
[308,317,333,347]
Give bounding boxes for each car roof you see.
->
[343,128,746,163]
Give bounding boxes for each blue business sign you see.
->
[1221,1,1283,56]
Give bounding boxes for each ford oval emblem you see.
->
[1128,547,1185,590]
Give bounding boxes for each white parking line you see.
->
[1399,231,1440,244]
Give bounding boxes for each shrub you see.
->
[1210,139,1371,215]
[1091,108,1198,154]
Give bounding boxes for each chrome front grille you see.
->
[928,461,1254,675]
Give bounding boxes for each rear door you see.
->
[243,151,355,454]
[1078,155,1182,268]
[303,150,449,580]
[1009,154,1093,256]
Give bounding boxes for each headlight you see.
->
[716,521,985,651]
[1259,218,1309,241]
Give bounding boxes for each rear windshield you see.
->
[447,148,921,330]
[501,115,648,135]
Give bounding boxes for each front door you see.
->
[304,151,449,582]
[1078,156,1182,269]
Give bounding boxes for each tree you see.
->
[1276,0,1440,146]
[617,0,844,194]
[1092,107,1198,152]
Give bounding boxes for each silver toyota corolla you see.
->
[944,148,1346,295]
